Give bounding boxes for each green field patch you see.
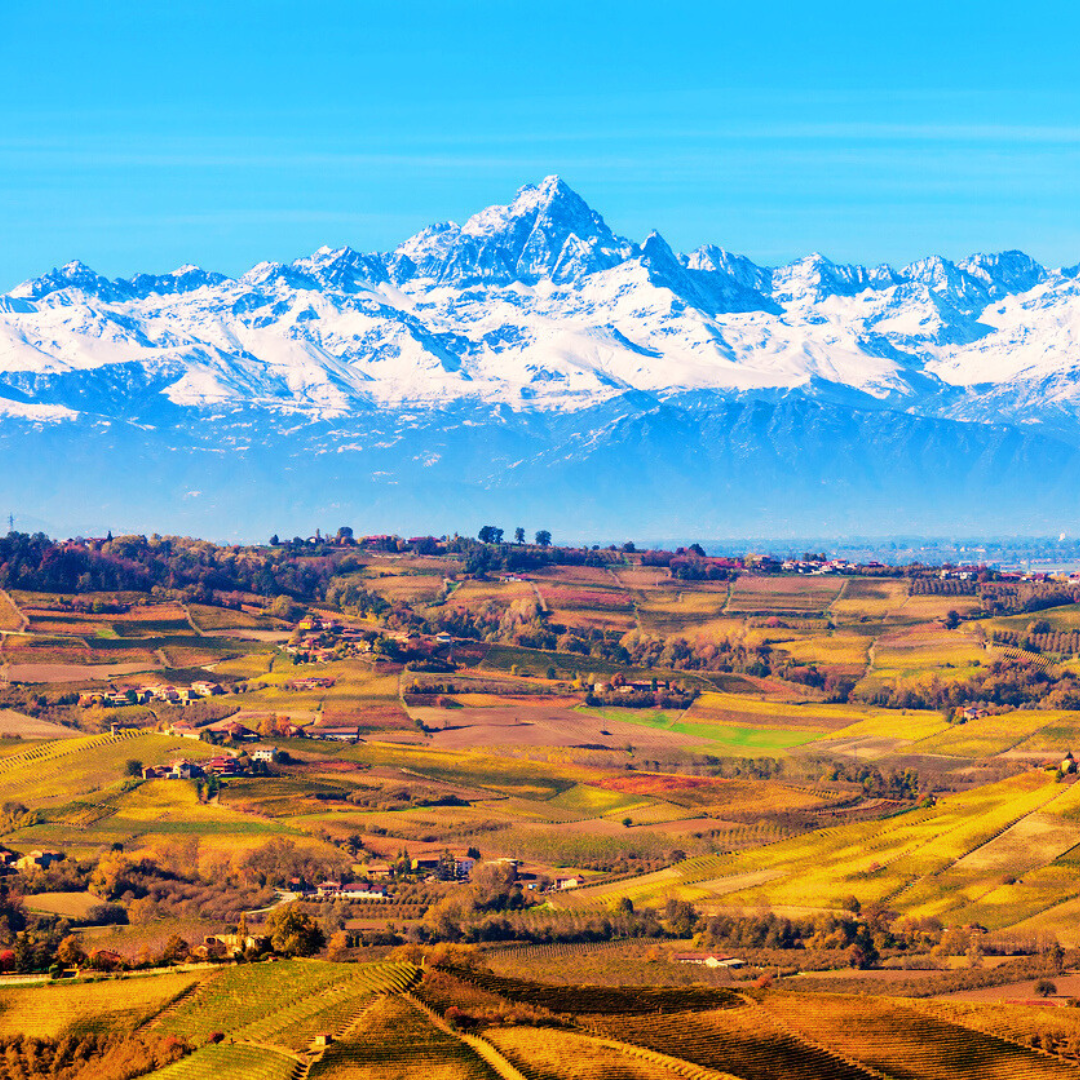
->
[577,701,821,754]
[575,705,679,728]
[669,721,820,754]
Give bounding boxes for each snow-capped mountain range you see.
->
[4,176,1080,540]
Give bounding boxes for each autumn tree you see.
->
[161,935,190,964]
[267,903,324,956]
[56,934,86,967]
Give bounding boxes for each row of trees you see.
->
[853,656,1077,711]
[477,526,552,547]
[0,532,355,601]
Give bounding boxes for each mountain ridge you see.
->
[3,176,1080,538]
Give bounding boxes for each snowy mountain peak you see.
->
[463,175,580,234]
[770,253,900,303]
[685,245,774,296]
[386,176,636,287]
[11,259,134,304]
[291,245,388,291]
[127,265,228,297]
[958,249,1046,298]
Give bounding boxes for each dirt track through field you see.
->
[0,590,29,633]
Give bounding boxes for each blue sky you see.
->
[3,0,1080,290]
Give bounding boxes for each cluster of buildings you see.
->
[169,718,261,741]
[0,848,64,874]
[288,615,454,665]
[303,726,362,743]
[302,881,389,901]
[288,676,336,691]
[142,756,239,780]
[780,558,859,575]
[281,855,520,895]
[591,677,673,694]
[141,745,278,781]
[194,932,270,959]
[288,616,373,662]
[937,568,980,581]
[79,681,224,709]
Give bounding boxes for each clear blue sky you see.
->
[3,0,1080,290]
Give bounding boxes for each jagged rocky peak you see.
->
[685,245,773,295]
[236,259,326,292]
[638,229,682,269]
[645,234,781,317]
[390,175,635,286]
[127,264,229,297]
[12,259,127,302]
[771,252,899,302]
[291,245,388,291]
[899,255,990,312]
[388,223,462,283]
[12,259,230,303]
[958,250,1046,298]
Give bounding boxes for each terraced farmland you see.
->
[230,962,419,1051]
[308,993,498,1080]
[163,961,414,1042]
[150,1043,300,1080]
[591,1005,882,1080]
[760,991,1079,1080]
[488,1026,735,1080]
[448,969,742,1015]
[726,577,845,614]
[0,971,202,1038]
